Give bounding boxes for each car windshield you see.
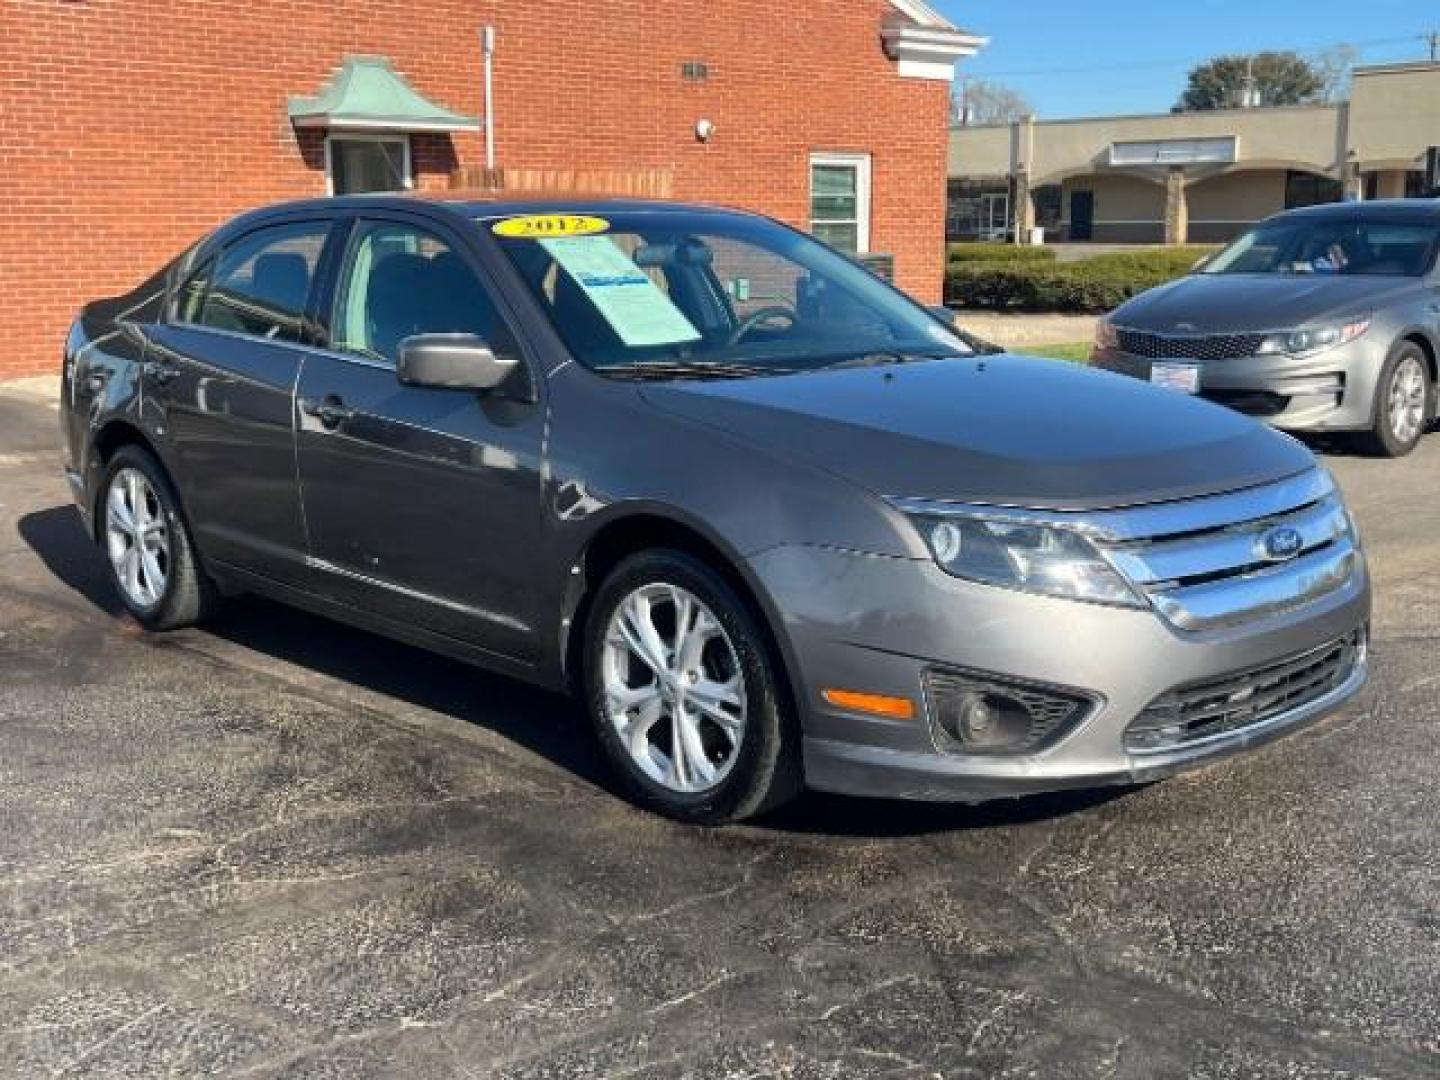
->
[483,209,970,376]
[1202,216,1440,278]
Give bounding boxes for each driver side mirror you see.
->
[396,334,518,393]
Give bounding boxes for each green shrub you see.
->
[944,246,1218,313]
[947,242,1057,265]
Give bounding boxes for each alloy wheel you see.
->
[600,583,747,794]
[105,467,170,609]
[1388,355,1427,445]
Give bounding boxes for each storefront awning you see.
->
[288,56,479,133]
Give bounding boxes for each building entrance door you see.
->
[981,192,1009,240]
[1070,190,1094,241]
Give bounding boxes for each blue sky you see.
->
[932,0,1436,119]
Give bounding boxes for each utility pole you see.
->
[1425,30,1440,62]
[1241,55,1259,108]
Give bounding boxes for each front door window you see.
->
[331,220,515,364]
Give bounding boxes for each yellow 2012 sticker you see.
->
[492,214,610,239]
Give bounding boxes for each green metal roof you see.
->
[288,56,479,133]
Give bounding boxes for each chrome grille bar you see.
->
[1107,493,1349,588]
[1149,541,1357,631]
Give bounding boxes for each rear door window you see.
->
[185,222,330,341]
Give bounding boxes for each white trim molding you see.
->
[881,24,988,81]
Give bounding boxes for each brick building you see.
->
[2,0,984,378]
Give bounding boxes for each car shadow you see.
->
[20,503,1140,838]
[1293,420,1439,460]
[754,784,1137,838]
[17,504,610,791]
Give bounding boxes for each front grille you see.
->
[1201,389,1290,417]
[1126,630,1365,752]
[1100,471,1358,631]
[1116,327,1266,361]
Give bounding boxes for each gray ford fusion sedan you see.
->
[1093,200,1440,458]
[61,195,1370,823]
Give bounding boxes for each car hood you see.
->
[1113,273,1416,333]
[640,356,1315,510]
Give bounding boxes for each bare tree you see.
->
[951,79,1033,126]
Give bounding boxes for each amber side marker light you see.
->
[821,688,916,720]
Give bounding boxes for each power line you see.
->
[971,34,1416,79]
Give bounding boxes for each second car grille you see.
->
[1125,629,1365,752]
[1116,328,1266,361]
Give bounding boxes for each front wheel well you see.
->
[563,515,798,717]
[1399,333,1437,385]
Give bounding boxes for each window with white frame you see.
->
[809,152,871,254]
[326,135,412,195]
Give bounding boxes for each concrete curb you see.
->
[0,375,61,407]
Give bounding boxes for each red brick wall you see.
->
[2,0,950,378]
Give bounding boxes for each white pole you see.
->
[482,25,496,171]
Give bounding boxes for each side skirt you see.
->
[205,560,560,693]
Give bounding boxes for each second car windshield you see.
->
[482,210,969,376]
[1202,217,1440,277]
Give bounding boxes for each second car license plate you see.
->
[1150,361,1200,394]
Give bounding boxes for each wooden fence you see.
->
[450,167,675,198]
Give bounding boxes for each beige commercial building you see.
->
[948,61,1440,244]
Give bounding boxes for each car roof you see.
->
[225,192,764,234]
[1272,198,1440,222]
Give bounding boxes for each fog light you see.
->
[941,691,1038,751]
[924,667,1094,756]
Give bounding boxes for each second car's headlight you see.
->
[1255,317,1370,358]
[908,513,1143,607]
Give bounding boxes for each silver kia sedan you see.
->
[1093,200,1440,457]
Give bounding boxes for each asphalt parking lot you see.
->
[1,379,1436,1079]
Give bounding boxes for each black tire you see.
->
[582,549,802,824]
[97,444,217,631]
[1354,341,1432,458]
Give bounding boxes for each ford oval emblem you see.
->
[1258,525,1304,562]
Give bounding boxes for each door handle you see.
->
[299,394,355,429]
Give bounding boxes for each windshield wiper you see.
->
[817,349,955,370]
[592,360,798,381]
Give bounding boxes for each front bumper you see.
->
[748,545,1370,803]
[1092,338,1384,432]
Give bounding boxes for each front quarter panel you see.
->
[543,365,917,563]
[537,365,921,682]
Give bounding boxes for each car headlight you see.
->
[908,512,1144,607]
[1093,317,1119,351]
[1255,317,1370,358]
